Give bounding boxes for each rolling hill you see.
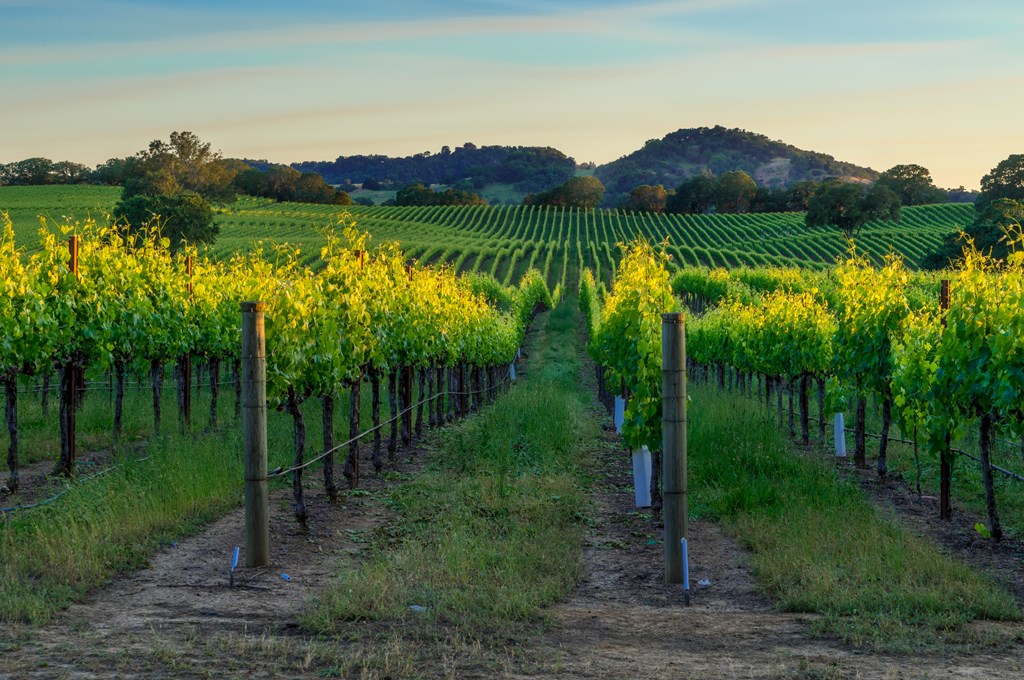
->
[595,126,879,196]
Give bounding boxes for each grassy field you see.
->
[1,185,972,290]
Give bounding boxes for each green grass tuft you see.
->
[0,431,242,623]
[688,389,1021,652]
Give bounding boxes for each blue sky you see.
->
[2,0,1022,188]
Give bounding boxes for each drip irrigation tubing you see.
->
[2,363,514,510]
[17,378,241,397]
[263,367,514,480]
[0,454,150,518]
[778,405,1024,484]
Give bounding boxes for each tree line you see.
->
[294,144,576,194]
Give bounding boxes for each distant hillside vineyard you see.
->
[209,199,970,289]
[1,186,972,292]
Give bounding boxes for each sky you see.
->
[2,0,1022,189]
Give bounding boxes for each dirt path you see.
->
[0,446,427,679]
[507,415,1024,679]
[504,341,1024,680]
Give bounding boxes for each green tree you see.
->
[525,176,605,209]
[396,183,434,206]
[123,131,237,203]
[784,180,820,211]
[3,158,55,185]
[750,187,787,213]
[623,185,668,213]
[264,165,302,201]
[435,188,487,206]
[806,180,900,239]
[91,157,130,186]
[294,172,338,204]
[113,193,217,249]
[977,154,1024,210]
[876,164,947,206]
[233,168,269,196]
[714,170,757,213]
[666,174,716,214]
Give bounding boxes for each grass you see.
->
[855,401,1024,542]
[687,383,1022,652]
[758,377,1024,540]
[0,429,241,623]
[0,363,412,624]
[305,296,597,639]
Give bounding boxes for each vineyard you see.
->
[1,186,974,291]
[4,185,1024,674]
[217,198,972,286]
[582,242,1024,541]
[0,210,555,621]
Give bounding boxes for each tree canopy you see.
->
[395,183,488,207]
[524,176,605,209]
[112,132,231,248]
[122,131,238,203]
[665,175,716,214]
[233,164,351,205]
[113,192,217,249]
[714,171,757,213]
[805,180,901,239]
[977,154,1024,210]
[295,143,575,194]
[875,164,947,206]
[594,125,879,195]
[0,158,91,185]
[622,184,668,213]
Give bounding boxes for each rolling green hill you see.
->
[596,126,880,196]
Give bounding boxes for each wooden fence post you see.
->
[662,313,687,586]
[58,235,79,477]
[241,301,270,567]
[183,255,193,430]
[939,279,952,521]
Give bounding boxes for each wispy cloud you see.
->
[0,0,773,66]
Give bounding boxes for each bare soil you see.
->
[504,347,1024,679]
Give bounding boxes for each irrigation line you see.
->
[0,454,149,518]
[995,437,1023,451]
[264,367,514,480]
[3,363,514,510]
[17,378,241,397]
[779,405,1024,484]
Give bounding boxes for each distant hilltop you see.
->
[283,126,881,205]
[594,126,879,195]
